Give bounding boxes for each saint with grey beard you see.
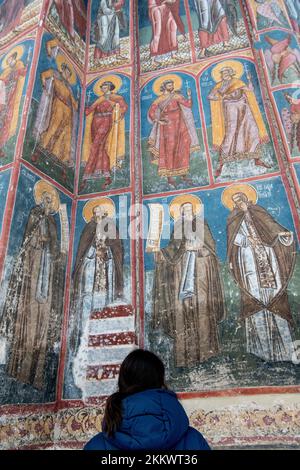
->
[152,201,226,367]
[0,191,63,390]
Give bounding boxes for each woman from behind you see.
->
[84,349,211,450]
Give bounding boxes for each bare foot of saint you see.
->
[198,48,206,58]
[79,180,87,193]
[167,177,177,187]
[101,177,112,190]
[215,164,224,178]
[151,58,162,67]
[171,53,181,61]
[181,175,193,185]
[255,159,271,169]
[31,152,39,163]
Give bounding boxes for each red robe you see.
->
[54,0,87,39]
[148,93,193,177]
[148,0,185,56]
[83,94,128,178]
[198,18,229,48]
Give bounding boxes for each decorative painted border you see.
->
[1,401,300,450]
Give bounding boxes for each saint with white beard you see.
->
[224,185,297,362]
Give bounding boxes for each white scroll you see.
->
[59,204,69,255]
[146,204,164,253]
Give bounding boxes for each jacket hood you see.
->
[105,389,189,451]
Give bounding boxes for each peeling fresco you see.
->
[0,166,72,404]
[0,0,299,450]
[0,0,41,48]
[89,0,132,73]
[0,40,34,166]
[45,0,88,68]
[22,32,82,192]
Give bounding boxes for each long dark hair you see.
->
[103,349,167,437]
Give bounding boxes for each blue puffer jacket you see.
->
[84,389,211,450]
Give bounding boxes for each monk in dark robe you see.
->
[227,191,296,362]
[152,202,226,367]
[0,191,64,390]
[69,205,124,356]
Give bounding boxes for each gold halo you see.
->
[93,75,123,96]
[222,184,258,211]
[211,60,244,82]
[56,54,77,85]
[169,195,202,220]
[2,45,24,68]
[153,74,182,96]
[82,198,116,223]
[34,180,60,214]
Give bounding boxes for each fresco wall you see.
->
[0,0,300,450]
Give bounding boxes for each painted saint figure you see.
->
[0,182,64,389]
[92,0,127,61]
[148,77,200,187]
[69,200,123,371]
[54,0,87,40]
[0,0,27,39]
[264,35,300,85]
[81,78,128,192]
[152,196,226,367]
[32,52,78,168]
[208,63,271,178]
[224,185,297,362]
[0,49,27,158]
[193,0,230,58]
[282,92,300,155]
[148,0,185,65]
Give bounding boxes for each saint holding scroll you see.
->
[151,195,226,367]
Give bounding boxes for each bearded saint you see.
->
[227,192,297,362]
[208,66,271,177]
[0,192,64,390]
[0,52,27,158]
[69,205,124,358]
[152,202,226,367]
[148,79,200,187]
[32,62,78,166]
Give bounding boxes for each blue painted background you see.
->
[140,72,202,140]
[200,58,268,129]
[72,193,132,273]
[6,165,72,261]
[0,168,11,235]
[84,73,131,135]
[143,176,298,270]
[90,0,130,43]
